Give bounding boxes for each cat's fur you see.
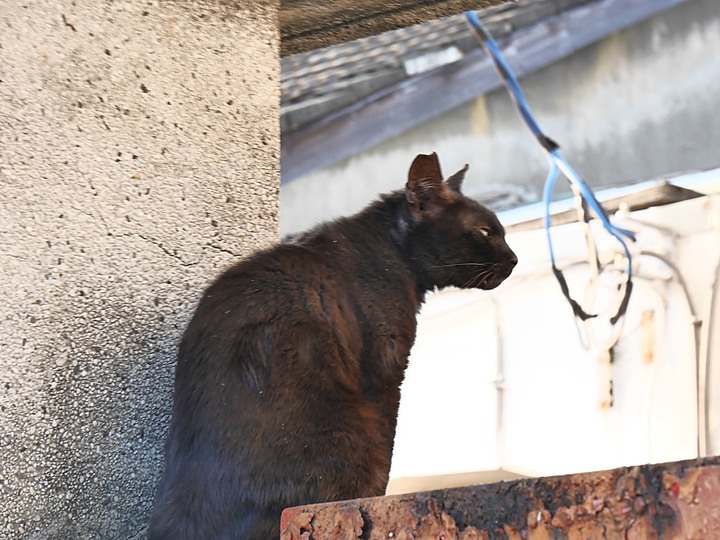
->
[148,152,517,540]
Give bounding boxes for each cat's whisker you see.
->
[431,262,492,269]
[463,266,494,288]
[468,264,500,288]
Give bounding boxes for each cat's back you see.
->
[194,238,336,321]
[177,231,368,385]
[193,217,389,327]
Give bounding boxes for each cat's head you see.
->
[401,152,517,291]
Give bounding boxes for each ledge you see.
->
[281,456,720,539]
[280,0,507,56]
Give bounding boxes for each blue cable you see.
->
[466,11,546,141]
[466,9,634,324]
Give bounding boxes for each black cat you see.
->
[148,152,517,540]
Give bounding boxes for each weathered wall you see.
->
[0,0,278,538]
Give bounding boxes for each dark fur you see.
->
[149,153,517,540]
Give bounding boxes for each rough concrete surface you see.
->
[0,0,279,538]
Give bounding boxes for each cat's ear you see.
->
[446,164,469,192]
[406,152,453,215]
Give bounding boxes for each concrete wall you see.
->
[0,1,278,538]
[280,0,720,236]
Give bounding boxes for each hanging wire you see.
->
[465,9,636,325]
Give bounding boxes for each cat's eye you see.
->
[477,226,491,237]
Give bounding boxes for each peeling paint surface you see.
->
[282,457,720,539]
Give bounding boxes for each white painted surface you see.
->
[404,46,463,76]
[388,172,720,494]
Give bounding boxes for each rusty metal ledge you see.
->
[281,456,720,539]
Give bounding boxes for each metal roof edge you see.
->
[499,165,720,233]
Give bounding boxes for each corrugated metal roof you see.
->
[281,0,687,182]
[281,0,595,132]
